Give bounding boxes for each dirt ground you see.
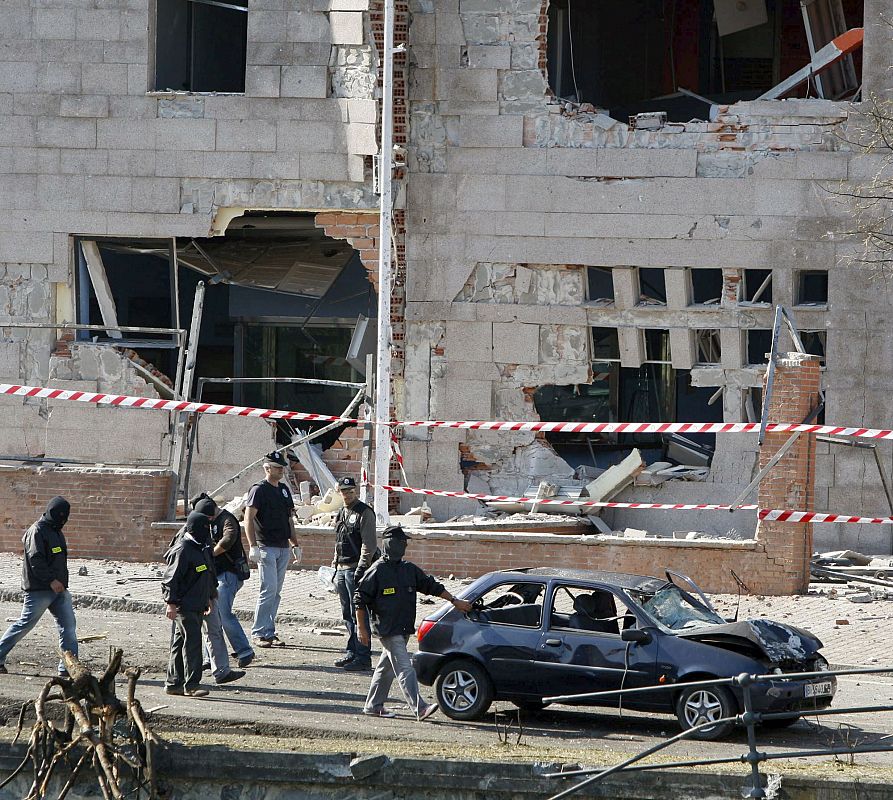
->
[0,601,892,784]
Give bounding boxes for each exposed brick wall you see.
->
[755,353,821,594]
[288,425,364,488]
[294,527,788,595]
[314,211,381,290]
[0,466,173,563]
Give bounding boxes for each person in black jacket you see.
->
[162,511,216,697]
[355,526,471,719]
[193,495,253,674]
[331,476,377,671]
[0,497,77,676]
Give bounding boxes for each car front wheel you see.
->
[435,659,494,720]
[675,684,737,740]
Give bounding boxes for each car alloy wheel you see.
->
[675,684,736,740]
[435,660,493,721]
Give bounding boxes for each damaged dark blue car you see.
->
[413,568,836,739]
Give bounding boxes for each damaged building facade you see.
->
[0,0,891,578]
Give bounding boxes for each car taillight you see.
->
[417,619,436,644]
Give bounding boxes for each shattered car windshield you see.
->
[634,585,725,631]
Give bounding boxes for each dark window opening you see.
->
[796,270,829,304]
[532,363,721,467]
[695,329,721,364]
[154,0,248,92]
[545,0,863,124]
[746,329,773,364]
[644,329,671,363]
[592,327,620,361]
[587,267,615,304]
[691,268,723,305]
[742,269,772,303]
[638,268,666,305]
[75,214,376,409]
[800,330,826,363]
[744,386,763,422]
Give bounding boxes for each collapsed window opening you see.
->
[800,330,826,364]
[532,364,721,468]
[545,0,863,123]
[75,213,376,414]
[742,269,772,303]
[796,270,829,305]
[746,329,773,364]
[587,267,615,304]
[638,268,667,305]
[695,329,722,364]
[690,268,724,305]
[154,0,248,92]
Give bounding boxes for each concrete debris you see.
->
[584,449,644,502]
[847,592,874,604]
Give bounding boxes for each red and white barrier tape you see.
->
[379,485,893,525]
[4,382,893,443]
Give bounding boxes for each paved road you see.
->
[0,601,891,779]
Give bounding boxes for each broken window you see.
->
[796,270,829,304]
[592,327,620,362]
[545,0,862,123]
[744,387,763,422]
[746,329,773,364]
[153,0,248,93]
[638,268,666,305]
[800,330,827,363]
[75,213,375,408]
[695,329,721,364]
[690,269,723,305]
[643,329,671,363]
[742,269,772,303]
[587,267,615,304]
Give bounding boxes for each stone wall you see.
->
[0,465,173,562]
[0,0,383,487]
[401,0,893,553]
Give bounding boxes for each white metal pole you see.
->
[374,0,395,526]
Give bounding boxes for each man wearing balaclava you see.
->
[161,510,217,697]
[354,526,472,720]
[0,497,77,676]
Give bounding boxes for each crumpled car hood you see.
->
[675,618,823,664]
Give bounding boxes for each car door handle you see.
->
[544,638,562,647]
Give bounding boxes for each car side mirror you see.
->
[621,628,651,645]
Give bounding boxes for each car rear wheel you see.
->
[675,684,737,740]
[435,660,493,720]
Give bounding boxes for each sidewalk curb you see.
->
[0,589,342,631]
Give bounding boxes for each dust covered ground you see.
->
[0,601,891,786]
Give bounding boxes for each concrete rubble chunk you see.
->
[584,449,645,503]
[349,753,390,779]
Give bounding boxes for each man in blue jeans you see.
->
[244,452,301,648]
[0,496,77,676]
[331,476,377,671]
[193,496,254,670]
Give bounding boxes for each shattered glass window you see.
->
[635,586,725,631]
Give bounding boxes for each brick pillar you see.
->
[755,353,821,594]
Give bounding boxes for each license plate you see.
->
[804,681,833,698]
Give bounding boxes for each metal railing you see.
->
[542,665,893,800]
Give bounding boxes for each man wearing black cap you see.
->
[0,497,77,676]
[244,452,300,647]
[332,476,377,671]
[355,526,472,719]
[162,510,217,697]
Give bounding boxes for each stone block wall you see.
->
[0,466,173,562]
